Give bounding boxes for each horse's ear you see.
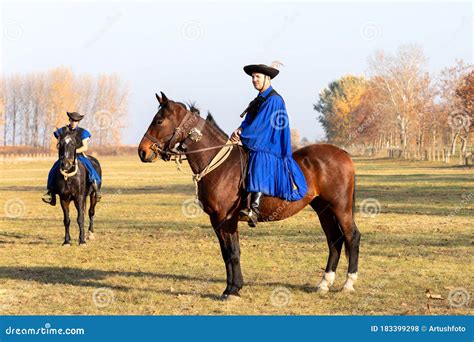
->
[155,92,169,105]
[160,91,168,104]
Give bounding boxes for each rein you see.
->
[60,161,78,180]
[59,136,79,181]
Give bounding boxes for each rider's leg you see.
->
[247,192,263,228]
[42,160,60,206]
[78,155,102,202]
[239,191,263,228]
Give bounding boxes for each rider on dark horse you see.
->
[230,63,308,227]
[42,111,102,206]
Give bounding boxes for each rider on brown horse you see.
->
[230,63,308,227]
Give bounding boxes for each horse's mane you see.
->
[176,101,201,115]
[176,101,228,140]
[205,112,228,138]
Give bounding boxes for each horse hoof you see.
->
[316,286,329,295]
[220,294,241,302]
[62,242,71,247]
[87,232,95,240]
[79,242,87,246]
[342,286,355,293]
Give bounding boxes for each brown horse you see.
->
[138,92,361,299]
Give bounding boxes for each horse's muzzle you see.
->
[139,148,161,163]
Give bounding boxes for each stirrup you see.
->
[247,210,258,228]
[42,192,55,206]
[239,208,251,222]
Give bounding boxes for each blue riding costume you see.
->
[240,86,308,201]
[238,63,308,227]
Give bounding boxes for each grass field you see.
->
[0,155,472,315]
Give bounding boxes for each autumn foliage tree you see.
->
[314,75,367,145]
[315,45,473,163]
[0,67,128,149]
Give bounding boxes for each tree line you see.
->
[315,45,473,162]
[0,67,128,149]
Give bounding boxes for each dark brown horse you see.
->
[138,92,361,299]
[54,128,101,245]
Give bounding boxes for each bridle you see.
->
[58,135,78,180]
[142,108,223,160]
[141,106,247,201]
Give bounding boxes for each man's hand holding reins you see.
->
[230,127,242,144]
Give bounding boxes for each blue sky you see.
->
[1,1,472,144]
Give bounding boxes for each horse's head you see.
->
[138,92,199,162]
[58,127,77,171]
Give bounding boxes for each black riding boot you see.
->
[42,190,56,206]
[248,192,263,227]
[91,181,102,202]
[239,192,263,228]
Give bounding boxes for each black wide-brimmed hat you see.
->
[66,112,84,121]
[243,64,280,79]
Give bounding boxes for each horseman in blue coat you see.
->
[230,63,308,227]
[42,111,102,206]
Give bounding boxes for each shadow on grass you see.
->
[0,266,319,298]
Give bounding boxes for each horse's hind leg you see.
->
[343,220,361,292]
[332,203,361,293]
[311,198,344,293]
[60,198,71,246]
[87,193,97,240]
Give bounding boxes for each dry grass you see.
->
[0,156,472,315]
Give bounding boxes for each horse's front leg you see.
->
[60,198,71,246]
[74,197,86,245]
[212,215,243,299]
[87,191,97,240]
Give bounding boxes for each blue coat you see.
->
[240,86,308,201]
